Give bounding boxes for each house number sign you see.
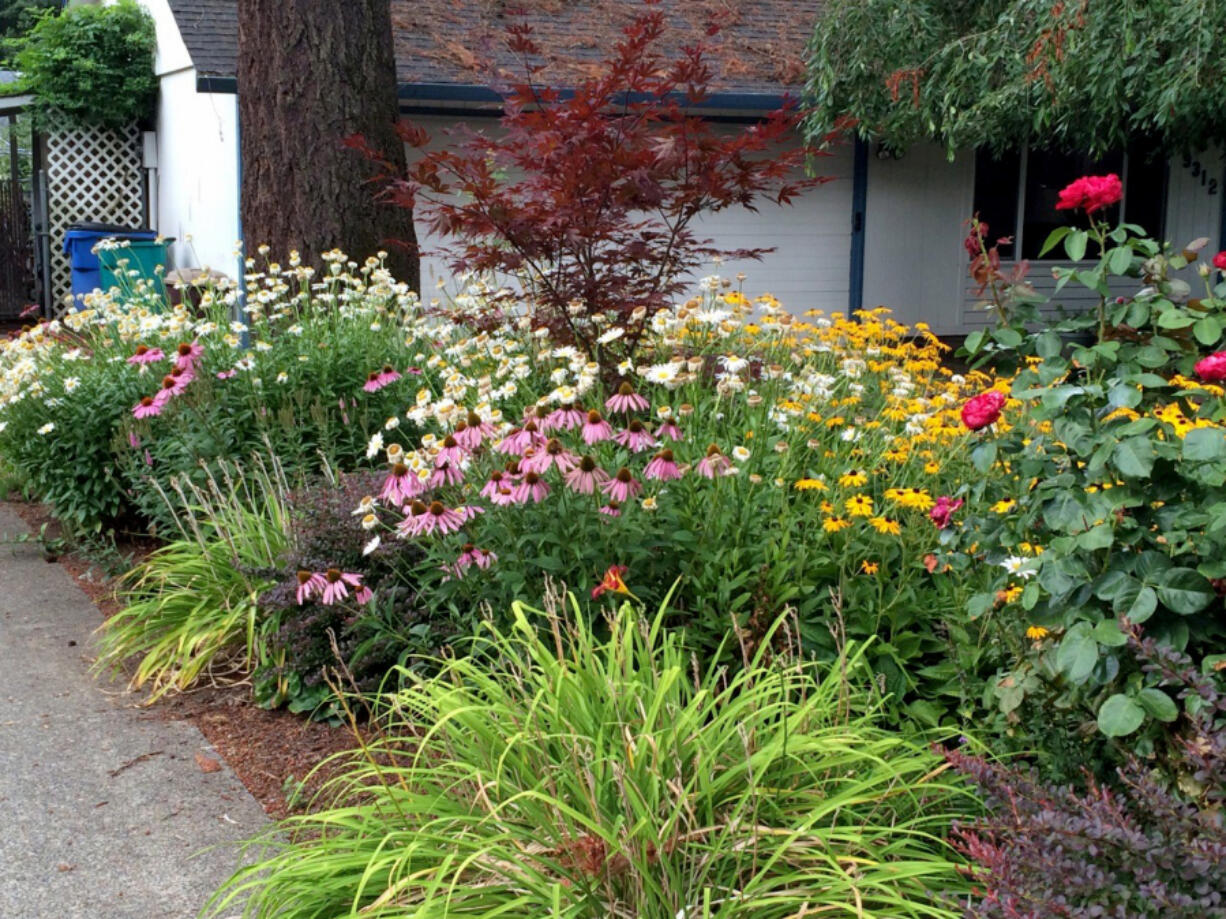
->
[1182,155,1220,195]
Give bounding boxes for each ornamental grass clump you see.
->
[207,598,974,919]
[94,454,292,698]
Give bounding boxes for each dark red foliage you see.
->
[378,3,835,360]
[945,633,1226,919]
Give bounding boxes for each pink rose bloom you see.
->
[605,382,650,414]
[1055,174,1122,215]
[602,467,642,503]
[961,390,1007,431]
[1194,351,1226,383]
[929,495,964,529]
[1213,252,1226,272]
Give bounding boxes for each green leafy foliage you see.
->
[805,0,1226,156]
[957,206,1226,764]
[10,0,156,132]
[208,598,974,919]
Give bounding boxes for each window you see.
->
[972,146,1168,261]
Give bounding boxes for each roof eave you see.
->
[195,75,788,114]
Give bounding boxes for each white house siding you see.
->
[405,114,854,313]
[861,143,975,336]
[139,0,242,278]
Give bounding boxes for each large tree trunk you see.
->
[237,0,419,291]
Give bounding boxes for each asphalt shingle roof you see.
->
[167,0,819,95]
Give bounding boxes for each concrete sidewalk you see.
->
[0,505,269,919]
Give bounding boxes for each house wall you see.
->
[404,114,855,313]
[863,144,1226,335]
[152,71,241,276]
[861,143,975,335]
[138,0,242,278]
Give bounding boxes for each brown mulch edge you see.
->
[5,498,359,820]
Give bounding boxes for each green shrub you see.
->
[10,0,156,132]
[208,598,973,918]
[957,177,1226,766]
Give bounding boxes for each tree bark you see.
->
[237,0,419,291]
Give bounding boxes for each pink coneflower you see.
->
[128,432,141,449]
[132,395,163,419]
[521,438,577,474]
[602,467,642,503]
[429,458,466,489]
[453,412,497,450]
[696,445,732,478]
[321,568,372,605]
[605,382,650,414]
[127,344,164,365]
[614,419,657,453]
[174,340,203,370]
[295,569,328,605]
[598,501,622,518]
[363,364,401,393]
[216,369,237,380]
[380,462,421,506]
[480,470,513,502]
[581,409,614,445]
[644,448,683,481]
[498,420,546,456]
[435,435,468,468]
[563,455,610,495]
[162,365,194,395]
[544,402,586,432]
[402,500,467,537]
[656,419,683,441]
[457,505,485,523]
[513,471,551,504]
[458,543,496,570]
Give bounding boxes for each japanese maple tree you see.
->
[374,3,833,362]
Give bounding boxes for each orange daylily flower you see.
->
[591,565,630,599]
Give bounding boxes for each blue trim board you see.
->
[848,137,868,314]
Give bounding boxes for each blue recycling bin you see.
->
[63,224,160,306]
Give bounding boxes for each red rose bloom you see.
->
[1194,351,1226,383]
[961,389,1007,431]
[1054,174,1122,215]
[1212,251,1226,271]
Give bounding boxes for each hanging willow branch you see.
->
[804,0,1226,157]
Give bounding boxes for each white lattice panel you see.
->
[46,125,144,314]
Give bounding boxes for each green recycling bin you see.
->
[97,237,174,293]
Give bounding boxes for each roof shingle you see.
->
[167,0,819,95]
